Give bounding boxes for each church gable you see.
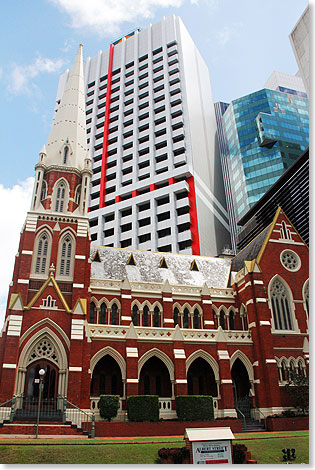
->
[26,276,71,313]
[257,207,308,267]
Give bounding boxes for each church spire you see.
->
[44,43,88,170]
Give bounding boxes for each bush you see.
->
[175,395,214,421]
[127,395,159,422]
[233,444,247,464]
[158,447,190,464]
[99,395,120,422]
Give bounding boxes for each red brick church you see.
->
[0,46,309,428]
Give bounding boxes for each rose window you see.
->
[280,250,300,271]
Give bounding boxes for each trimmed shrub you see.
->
[99,395,120,422]
[158,447,190,464]
[176,395,214,421]
[127,395,159,422]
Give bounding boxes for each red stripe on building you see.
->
[99,43,114,209]
[187,176,200,255]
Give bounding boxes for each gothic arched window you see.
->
[143,305,149,327]
[303,281,309,316]
[90,302,96,324]
[35,231,50,275]
[219,310,226,330]
[111,303,118,325]
[63,146,69,164]
[153,306,160,327]
[40,181,47,201]
[75,185,81,205]
[229,311,235,330]
[100,303,106,324]
[270,278,293,330]
[281,360,287,382]
[59,235,73,277]
[193,309,200,329]
[212,309,217,329]
[183,308,189,329]
[55,182,66,212]
[173,307,179,327]
[132,305,139,326]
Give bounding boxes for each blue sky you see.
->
[0,0,309,325]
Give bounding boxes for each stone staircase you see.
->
[0,419,91,437]
[241,417,266,433]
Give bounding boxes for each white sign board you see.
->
[192,440,232,464]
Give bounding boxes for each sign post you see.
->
[184,427,235,464]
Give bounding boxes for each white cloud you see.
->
[50,0,183,36]
[216,23,242,46]
[8,56,65,95]
[0,178,34,328]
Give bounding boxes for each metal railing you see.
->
[0,396,18,424]
[60,396,95,438]
[235,407,246,427]
[255,408,266,429]
[1,394,95,438]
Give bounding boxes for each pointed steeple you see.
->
[44,44,88,170]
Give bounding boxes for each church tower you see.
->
[0,45,93,406]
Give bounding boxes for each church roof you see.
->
[231,224,271,273]
[90,246,231,288]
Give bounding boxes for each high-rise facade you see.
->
[57,15,230,257]
[215,86,309,230]
[290,5,310,95]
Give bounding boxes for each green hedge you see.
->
[99,395,120,422]
[127,395,159,422]
[175,395,214,421]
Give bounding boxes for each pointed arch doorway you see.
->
[231,358,251,418]
[21,360,59,418]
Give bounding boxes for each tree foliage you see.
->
[284,372,309,415]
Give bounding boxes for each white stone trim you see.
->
[256,298,267,303]
[175,379,187,384]
[269,239,304,246]
[73,283,84,288]
[121,316,132,321]
[253,379,260,384]
[266,359,277,364]
[72,319,84,325]
[221,379,233,384]
[173,349,186,359]
[253,361,259,366]
[204,320,214,325]
[71,334,84,340]
[69,366,82,372]
[260,320,271,326]
[126,347,138,358]
[163,318,173,323]
[202,300,212,304]
[22,250,33,255]
[126,378,139,383]
[18,279,29,284]
[75,255,86,260]
[253,280,264,285]
[162,297,173,302]
[217,350,229,360]
[248,322,256,329]
[3,363,17,369]
[245,281,251,288]
[121,294,132,299]
[246,299,253,305]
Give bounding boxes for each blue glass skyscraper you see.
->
[216,88,308,231]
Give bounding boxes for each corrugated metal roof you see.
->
[90,246,231,287]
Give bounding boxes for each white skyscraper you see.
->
[57,15,230,256]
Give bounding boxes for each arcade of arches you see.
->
[89,352,252,407]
